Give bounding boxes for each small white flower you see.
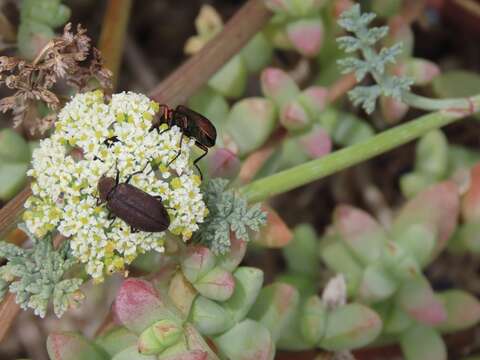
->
[24,91,208,282]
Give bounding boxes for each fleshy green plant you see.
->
[46,238,382,360]
[312,182,480,360]
[400,129,480,198]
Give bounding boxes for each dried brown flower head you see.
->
[0,23,112,134]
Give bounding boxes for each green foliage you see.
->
[337,4,413,113]
[196,179,267,255]
[0,227,83,318]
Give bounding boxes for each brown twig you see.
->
[98,0,133,89]
[0,186,32,239]
[0,0,272,343]
[149,0,271,105]
[0,293,21,341]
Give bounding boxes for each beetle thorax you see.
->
[98,176,116,203]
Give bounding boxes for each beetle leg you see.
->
[125,161,150,184]
[167,115,188,166]
[107,213,116,228]
[167,133,184,167]
[193,142,208,180]
[130,226,140,234]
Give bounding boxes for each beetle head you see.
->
[98,176,116,203]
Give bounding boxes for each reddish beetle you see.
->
[150,104,217,179]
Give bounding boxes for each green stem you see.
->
[240,94,480,203]
[402,91,473,112]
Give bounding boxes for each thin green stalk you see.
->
[240,94,480,203]
[401,91,473,111]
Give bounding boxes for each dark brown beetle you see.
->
[97,168,170,233]
[150,104,217,179]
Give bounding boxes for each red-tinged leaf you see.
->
[462,163,480,221]
[206,148,240,179]
[248,283,300,342]
[334,205,387,265]
[216,234,247,272]
[400,326,446,360]
[392,181,459,258]
[213,320,275,360]
[194,267,235,301]
[298,86,328,118]
[168,272,197,317]
[181,246,216,284]
[397,277,447,326]
[319,303,382,351]
[254,205,293,248]
[286,19,324,57]
[436,290,480,333]
[298,126,332,159]
[47,332,109,360]
[280,99,311,131]
[260,67,299,107]
[113,279,181,334]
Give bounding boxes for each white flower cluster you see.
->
[24,91,208,282]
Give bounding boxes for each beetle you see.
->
[97,166,170,233]
[150,104,217,179]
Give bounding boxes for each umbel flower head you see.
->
[24,91,208,282]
